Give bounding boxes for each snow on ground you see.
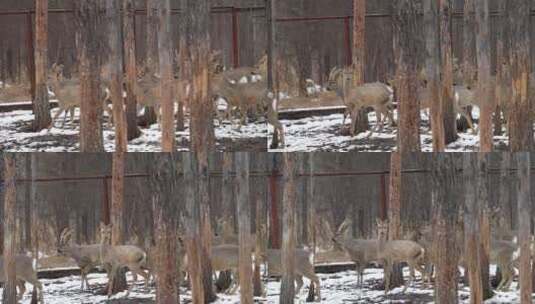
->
[3,265,526,303]
[0,107,267,152]
[269,107,510,152]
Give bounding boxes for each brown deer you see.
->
[0,255,44,303]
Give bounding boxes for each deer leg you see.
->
[383,261,391,294]
[49,106,65,129]
[294,275,304,295]
[130,265,150,289]
[460,107,476,134]
[29,278,43,304]
[16,280,25,301]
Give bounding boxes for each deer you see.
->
[99,223,150,297]
[375,219,426,294]
[326,67,395,137]
[0,255,44,303]
[48,63,113,129]
[57,227,104,291]
[329,218,381,288]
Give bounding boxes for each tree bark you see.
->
[151,154,180,304]
[236,153,253,304]
[106,0,126,153]
[352,0,365,86]
[349,0,370,136]
[386,152,403,288]
[123,0,141,140]
[32,0,51,131]
[216,153,233,292]
[2,154,17,304]
[268,0,281,149]
[439,0,457,145]
[393,0,420,151]
[476,153,492,299]
[75,1,104,152]
[517,152,532,303]
[424,0,445,151]
[143,0,158,126]
[475,0,493,151]
[158,0,175,152]
[463,153,483,303]
[183,154,205,304]
[507,0,532,151]
[463,0,477,87]
[494,0,507,136]
[431,153,460,304]
[280,153,298,303]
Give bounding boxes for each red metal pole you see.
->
[269,169,280,249]
[26,12,36,101]
[344,16,352,67]
[231,7,239,68]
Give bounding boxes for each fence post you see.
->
[232,7,239,68]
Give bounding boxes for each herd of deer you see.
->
[2,212,535,302]
[45,52,285,141]
[323,215,535,296]
[0,218,321,303]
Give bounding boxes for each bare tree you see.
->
[424,0,445,151]
[180,1,216,300]
[385,151,403,289]
[280,153,298,303]
[517,152,532,303]
[507,0,532,151]
[183,153,205,303]
[350,0,370,135]
[463,153,483,303]
[106,0,126,153]
[2,154,17,304]
[393,0,420,151]
[122,0,141,140]
[439,0,457,145]
[494,0,507,136]
[475,0,493,151]
[32,0,51,131]
[143,0,158,126]
[158,0,175,151]
[75,1,104,152]
[431,153,460,303]
[236,153,253,303]
[150,154,180,304]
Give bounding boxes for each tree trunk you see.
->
[151,154,180,304]
[393,0,420,151]
[143,0,158,126]
[107,0,126,153]
[32,0,51,131]
[507,0,532,151]
[386,151,403,289]
[475,0,493,151]
[463,153,483,303]
[517,152,532,303]
[2,154,17,304]
[108,16,128,285]
[75,1,104,152]
[236,153,253,304]
[183,154,205,303]
[268,0,281,149]
[476,154,492,299]
[123,0,141,140]
[494,0,506,136]
[158,0,175,151]
[352,0,365,86]
[424,0,445,151]
[280,153,298,303]
[463,0,477,87]
[215,153,233,292]
[431,154,460,303]
[439,0,457,145]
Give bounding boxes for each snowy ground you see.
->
[269,108,510,152]
[4,265,526,303]
[0,106,267,152]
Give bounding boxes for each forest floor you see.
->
[0,107,267,152]
[6,265,523,303]
[268,108,510,152]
